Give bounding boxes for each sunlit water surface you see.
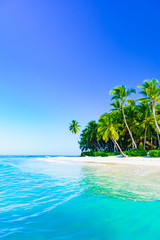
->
[1,156,160,240]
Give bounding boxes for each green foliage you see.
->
[81,149,148,157]
[110,85,137,149]
[124,149,147,157]
[69,120,80,134]
[81,151,93,157]
[72,80,160,156]
[107,152,121,156]
[98,112,120,142]
[110,85,136,103]
[81,151,120,157]
[138,79,160,103]
[79,121,105,152]
[149,150,160,157]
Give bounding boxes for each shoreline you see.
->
[38,155,160,167]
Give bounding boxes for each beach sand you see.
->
[38,155,160,167]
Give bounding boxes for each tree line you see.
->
[69,79,160,157]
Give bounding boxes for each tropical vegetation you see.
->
[69,79,160,157]
[69,120,81,134]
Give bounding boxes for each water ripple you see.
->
[1,157,160,239]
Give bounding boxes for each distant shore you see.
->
[38,155,160,167]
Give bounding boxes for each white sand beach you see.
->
[38,155,160,167]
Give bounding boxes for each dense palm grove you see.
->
[69,79,160,157]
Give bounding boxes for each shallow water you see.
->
[1,156,160,239]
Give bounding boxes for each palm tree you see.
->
[79,128,92,152]
[138,79,160,147]
[69,120,81,142]
[110,100,122,113]
[98,113,126,157]
[124,100,138,148]
[135,101,153,149]
[87,121,102,150]
[110,101,123,151]
[110,85,137,149]
[79,121,104,151]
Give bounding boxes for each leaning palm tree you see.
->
[98,113,127,157]
[69,120,81,140]
[135,101,153,149]
[110,85,137,149]
[138,79,160,147]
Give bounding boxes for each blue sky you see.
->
[0,0,160,155]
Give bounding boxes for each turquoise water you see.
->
[1,156,160,240]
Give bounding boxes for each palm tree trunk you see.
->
[112,138,127,157]
[101,141,105,150]
[114,142,117,152]
[93,143,99,151]
[122,104,137,149]
[97,140,101,150]
[152,102,160,132]
[156,131,160,148]
[152,102,160,148]
[144,124,148,150]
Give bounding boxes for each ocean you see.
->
[0,156,160,240]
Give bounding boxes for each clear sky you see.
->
[0,0,160,155]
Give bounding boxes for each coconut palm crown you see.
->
[69,120,81,134]
[138,79,160,104]
[110,85,136,104]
